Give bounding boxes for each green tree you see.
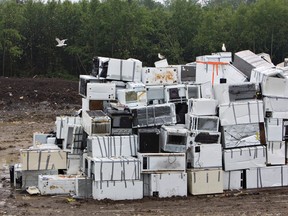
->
[0,0,25,77]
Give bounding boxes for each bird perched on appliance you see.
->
[55,38,67,47]
[158,53,165,60]
[222,43,226,52]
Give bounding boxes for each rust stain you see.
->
[50,185,59,190]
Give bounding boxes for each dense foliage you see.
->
[0,0,287,78]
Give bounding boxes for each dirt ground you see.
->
[1,77,288,215]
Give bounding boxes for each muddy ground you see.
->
[1,77,288,215]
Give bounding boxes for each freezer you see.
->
[187,168,223,195]
[38,175,77,195]
[92,179,143,200]
[20,149,67,171]
[90,156,141,181]
[87,135,138,157]
[196,53,247,84]
[223,146,266,171]
[143,172,187,198]
[219,100,264,126]
[233,50,273,79]
[246,166,288,189]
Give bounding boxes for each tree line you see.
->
[0,0,288,78]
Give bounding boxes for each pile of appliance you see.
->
[10,50,288,200]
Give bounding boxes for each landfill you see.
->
[10,50,288,200]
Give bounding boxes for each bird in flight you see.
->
[222,43,226,52]
[158,53,165,60]
[55,38,67,47]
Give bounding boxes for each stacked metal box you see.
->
[185,96,223,195]
[243,66,288,189]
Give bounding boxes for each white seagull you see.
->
[222,43,226,52]
[158,53,165,60]
[55,38,67,47]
